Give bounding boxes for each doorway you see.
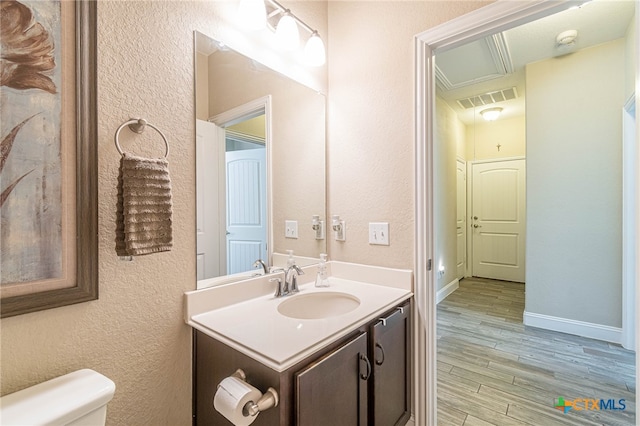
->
[470,158,526,283]
[414,1,638,424]
[196,96,272,281]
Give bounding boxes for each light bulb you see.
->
[237,0,267,31]
[304,32,326,66]
[275,12,300,51]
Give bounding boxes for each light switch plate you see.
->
[285,220,298,238]
[369,222,389,245]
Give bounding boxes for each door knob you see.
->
[473,224,481,228]
[473,216,478,220]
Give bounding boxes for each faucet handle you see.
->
[269,277,286,298]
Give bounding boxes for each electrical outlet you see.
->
[369,222,389,245]
[285,220,298,238]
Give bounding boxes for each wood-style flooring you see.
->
[437,277,636,426]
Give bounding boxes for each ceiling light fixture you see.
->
[480,107,503,121]
[237,0,326,66]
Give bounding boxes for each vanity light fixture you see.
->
[480,107,503,121]
[304,31,326,67]
[237,0,267,31]
[237,0,326,66]
[275,10,299,51]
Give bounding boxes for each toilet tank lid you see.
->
[0,369,116,425]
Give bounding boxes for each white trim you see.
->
[404,415,415,426]
[523,311,623,344]
[622,96,637,351]
[436,279,459,304]
[413,32,435,426]
[468,155,525,165]
[415,2,592,425]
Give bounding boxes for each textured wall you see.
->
[0,0,496,422]
[326,1,489,269]
[0,2,326,425]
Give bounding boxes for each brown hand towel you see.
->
[116,153,173,256]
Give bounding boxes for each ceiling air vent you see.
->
[456,87,518,109]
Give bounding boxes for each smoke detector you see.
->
[556,30,578,50]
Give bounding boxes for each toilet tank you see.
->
[0,369,116,426]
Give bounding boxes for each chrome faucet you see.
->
[285,265,304,294]
[269,277,286,298]
[252,259,269,276]
[269,265,304,297]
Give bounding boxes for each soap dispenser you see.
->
[286,250,295,268]
[315,253,330,287]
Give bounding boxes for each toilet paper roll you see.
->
[213,376,263,426]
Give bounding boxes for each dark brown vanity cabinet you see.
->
[294,301,411,426]
[369,302,411,426]
[193,299,411,426]
[295,332,369,425]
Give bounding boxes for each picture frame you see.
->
[1,1,98,318]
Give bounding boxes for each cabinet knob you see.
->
[359,354,371,380]
[374,342,385,366]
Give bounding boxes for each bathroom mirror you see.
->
[195,31,326,288]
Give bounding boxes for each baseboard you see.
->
[523,311,622,344]
[405,415,415,426]
[436,278,459,304]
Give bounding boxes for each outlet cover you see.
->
[369,222,389,245]
[285,220,298,238]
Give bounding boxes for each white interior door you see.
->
[456,159,467,279]
[196,120,225,280]
[226,148,267,275]
[472,159,526,282]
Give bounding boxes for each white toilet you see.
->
[0,369,116,426]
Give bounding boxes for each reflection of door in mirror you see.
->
[195,30,327,289]
[196,113,267,280]
[225,115,267,275]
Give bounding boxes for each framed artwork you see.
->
[0,1,97,318]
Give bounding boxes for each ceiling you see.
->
[435,0,635,125]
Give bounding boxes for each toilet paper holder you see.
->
[228,369,279,417]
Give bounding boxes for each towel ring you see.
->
[114,118,169,158]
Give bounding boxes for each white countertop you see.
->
[185,262,413,372]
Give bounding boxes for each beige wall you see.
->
[526,39,625,327]
[326,1,489,269]
[434,97,466,290]
[0,2,327,425]
[228,115,267,139]
[625,16,636,99]
[0,1,494,423]
[195,52,209,121]
[465,115,526,161]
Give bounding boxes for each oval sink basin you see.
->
[277,292,361,320]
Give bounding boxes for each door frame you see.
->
[622,94,637,350]
[413,1,639,424]
[211,95,273,272]
[467,156,526,281]
[455,157,467,279]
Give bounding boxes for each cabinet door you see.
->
[370,302,411,426]
[296,332,370,426]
